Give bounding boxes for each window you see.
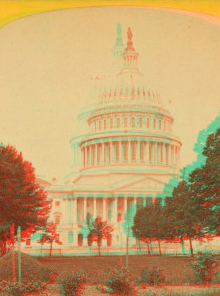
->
[124,117,128,127]
[110,118,113,129]
[132,117,135,127]
[26,238,31,246]
[55,201,60,206]
[55,215,60,225]
[94,122,96,132]
[139,118,143,128]
[104,119,106,130]
[153,119,156,129]
[159,120,161,130]
[99,121,101,131]
[146,118,149,128]
[117,118,120,128]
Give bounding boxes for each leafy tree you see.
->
[188,127,220,237]
[132,203,155,255]
[164,180,211,257]
[38,221,62,256]
[89,216,113,256]
[0,144,51,255]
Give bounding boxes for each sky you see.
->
[0,6,219,181]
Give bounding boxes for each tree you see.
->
[38,221,62,256]
[0,144,51,255]
[132,203,155,255]
[188,128,220,237]
[164,180,210,257]
[89,216,113,256]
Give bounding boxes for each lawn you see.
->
[36,254,220,284]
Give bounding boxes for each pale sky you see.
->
[0,6,220,181]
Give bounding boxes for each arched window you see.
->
[68,231,73,244]
[55,215,60,225]
[107,234,112,246]
[78,234,83,246]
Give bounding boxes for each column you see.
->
[163,143,167,165]
[119,140,122,162]
[94,143,97,166]
[62,197,67,225]
[101,142,105,164]
[114,196,118,223]
[73,196,77,225]
[84,197,87,220]
[136,140,140,162]
[103,197,106,221]
[145,140,148,163]
[93,197,97,219]
[128,139,131,163]
[168,144,171,165]
[110,141,114,163]
[85,145,88,168]
[153,141,156,164]
[155,141,158,164]
[124,196,127,222]
[133,196,137,221]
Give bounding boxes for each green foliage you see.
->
[40,265,59,283]
[140,266,166,286]
[57,267,87,296]
[187,251,219,284]
[0,275,47,296]
[103,265,136,295]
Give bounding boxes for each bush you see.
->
[141,266,166,286]
[103,265,136,295]
[187,251,219,284]
[40,266,59,283]
[57,267,87,296]
[0,275,47,296]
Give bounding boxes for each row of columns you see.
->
[89,114,172,134]
[82,140,180,168]
[60,195,162,226]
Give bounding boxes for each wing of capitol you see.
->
[24,24,184,255]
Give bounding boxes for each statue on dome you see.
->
[117,23,122,37]
[127,27,133,41]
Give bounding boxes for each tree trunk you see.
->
[147,241,151,255]
[98,243,101,256]
[158,240,161,256]
[181,236,185,254]
[126,233,129,267]
[149,238,153,253]
[189,237,193,257]
[138,239,141,253]
[50,241,52,257]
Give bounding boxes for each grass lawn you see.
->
[36,254,220,284]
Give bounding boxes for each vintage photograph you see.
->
[0,2,220,295]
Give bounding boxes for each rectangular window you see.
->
[110,118,113,129]
[99,121,101,131]
[147,118,149,128]
[55,201,60,206]
[117,118,120,128]
[124,117,128,127]
[104,120,106,130]
[153,119,156,129]
[132,117,135,127]
[140,118,143,128]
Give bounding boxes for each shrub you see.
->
[0,275,47,296]
[40,266,59,283]
[187,251,219,284]
[141,266,166,286]
[103,265,136,295]
[57,267,87,296]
